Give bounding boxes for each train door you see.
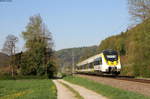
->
[94,57,102,71]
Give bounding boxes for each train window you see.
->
[86,64,89,69]
[79,66,81,70]
[103,50,118,61]
[99,58,102,65]
[80,66,82,70]
[84,64,86,69]
[81,66,83,69]
[85,64,88,69]
[89,63,94,68]
[94,61,99,65]
[86,64,88,69]
[83,65,85,69]
[94,57,102,65]
[80,66,82,69]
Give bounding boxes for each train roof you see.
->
[102,49,117,54]
[76,53,101,66]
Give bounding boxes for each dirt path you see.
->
[78,75,150,96]
[57,79,107,99]
[53,80,77,99]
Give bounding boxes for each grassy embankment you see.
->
[64,76,150,99]
[0,79,57,99]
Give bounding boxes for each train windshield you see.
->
[103,50,118,61]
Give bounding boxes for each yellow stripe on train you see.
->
[107,61,118,66]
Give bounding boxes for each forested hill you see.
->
[97,18,150,77]
[56,19,150,77]
[0,52,9,67]
[56,46,98,69]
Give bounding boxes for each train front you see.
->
[102,50,121,75]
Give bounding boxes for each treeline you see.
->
[1,15,57,78]
[98,18,150,77]
[97,0,150,77]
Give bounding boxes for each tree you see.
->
[21,14,55,76]
[128,0,150,23]
[2,34,18,77]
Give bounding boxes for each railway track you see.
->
[76,73,150,84]
[115,77,150,84]
[76,73,150,96]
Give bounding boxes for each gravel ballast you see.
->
[78,75,150,96]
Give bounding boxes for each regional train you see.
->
[76,50,121,75]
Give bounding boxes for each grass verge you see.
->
[64,76,150,99]
[59,81,84,99]
[0,79,57,99]
[0,75,48,80]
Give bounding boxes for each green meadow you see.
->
[0,79,57,99]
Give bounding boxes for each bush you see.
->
[47,61,57,78]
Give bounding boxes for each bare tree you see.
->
[2,34,18,77]
[128,0,150,23]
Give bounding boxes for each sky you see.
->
[0,0,130,51]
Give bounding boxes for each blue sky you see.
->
[0,0,129,51]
